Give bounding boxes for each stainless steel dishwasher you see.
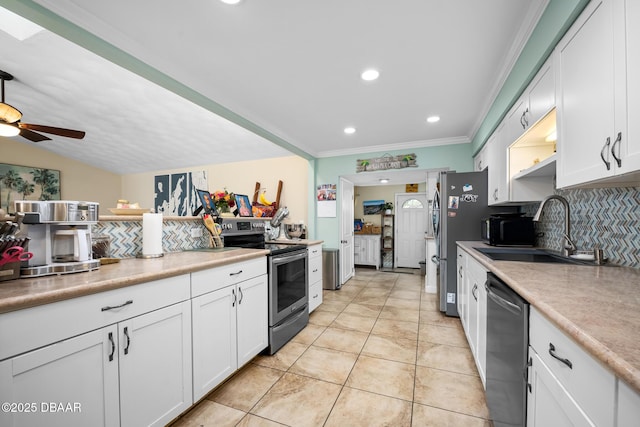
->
[485,272,530,427]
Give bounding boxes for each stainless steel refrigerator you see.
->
[433,169,509,316]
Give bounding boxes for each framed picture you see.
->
[0,163,61,213]
[363,200,385,215]
[235,194,253,217]
[196,189,218,216]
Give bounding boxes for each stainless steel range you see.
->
[218,218,308,354]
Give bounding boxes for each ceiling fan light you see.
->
[0,102,22,123]
[0,122,19,137]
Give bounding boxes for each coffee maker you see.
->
[14,200,100,277]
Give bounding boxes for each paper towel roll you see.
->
[142,213,163,256]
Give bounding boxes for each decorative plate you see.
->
[108,208,150,215]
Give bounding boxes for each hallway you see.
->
[172,268,491,426]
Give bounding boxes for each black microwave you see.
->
[481,214,535,246]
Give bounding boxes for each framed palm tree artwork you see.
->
[0,163,61,213]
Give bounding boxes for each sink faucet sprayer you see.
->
[533,195,576,257]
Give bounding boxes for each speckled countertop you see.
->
[458,241,640,394]
[0,249,268,315]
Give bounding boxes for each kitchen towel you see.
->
[142,213,163,256]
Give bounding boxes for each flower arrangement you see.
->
[213,189,236,213]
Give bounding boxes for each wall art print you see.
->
[0,163,60,213]
[154,171,207,216]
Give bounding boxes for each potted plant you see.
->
[383,202,393,214]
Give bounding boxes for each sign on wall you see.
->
[356,153,417,173]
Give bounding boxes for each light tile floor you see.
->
[171,268,492,427]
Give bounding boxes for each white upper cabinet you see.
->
[556,0,640,187]
[505,58,555,146]
[486,122,509,205]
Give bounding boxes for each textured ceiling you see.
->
[0,0,545,179]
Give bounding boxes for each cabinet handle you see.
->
[238,287,244,304]
[232,289,236,307]
[101,299,133,312]
[458,266,463,278]
[524,108,529,127]
[525,357,532,393]
[600,137,612,170]
[493,188,499,201]
[472,283,478,301]
[520,111,526,129]
[230,270,243,276]
[548,343,572,369]
[611,132,622,167]
[313,293,318,299]
[108,332,115,362]
[123,327,131,355]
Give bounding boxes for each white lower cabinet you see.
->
[456,246,487,387]
[307,244,323,312]
[0,300,192,427]
[354,235,381,268]
[0,326,120,427]
[528,307,615,427]
[527,350,595,427]
[118,302,192,427]
[617,380,640,427]
[191,264,268,402]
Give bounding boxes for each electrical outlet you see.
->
[191,228,203,238]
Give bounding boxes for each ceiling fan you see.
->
[0,69,85,142]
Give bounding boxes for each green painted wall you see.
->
[312,144,473,248]
[471,0,590,155]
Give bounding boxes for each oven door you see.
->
[268,249,308,326]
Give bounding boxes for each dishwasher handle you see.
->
[485,280,522,315]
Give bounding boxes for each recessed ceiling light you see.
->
[344,127,356,135]
[220,0,242,4]
[361,69,380,81]
[427,115,440,123]
[379,178,389,184]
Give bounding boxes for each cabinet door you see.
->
[236,275,269,367]
[527,351,596,427]
[527,60,555,127]
[486,123,509,205]
[192,286,237,401]
[456,249,468,330]
[0,326,119,427]
[556,0,616,187]
[618,0,640,175]
[119,302,192,427]
[504,98,529,145]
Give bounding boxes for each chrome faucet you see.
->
[533,195,576,257]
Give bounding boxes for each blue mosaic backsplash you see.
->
[93,218,210,258]
[521,186,640,268]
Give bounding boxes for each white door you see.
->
[340,177,354,283]
[395,193,427,268]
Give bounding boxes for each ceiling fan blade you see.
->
[19,127,52,142]
[19,123,85,139]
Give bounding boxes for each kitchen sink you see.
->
[476,247,592,265]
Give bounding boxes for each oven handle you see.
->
[271,251,307,265]
[485,280,521,316]
[272,304,309,332]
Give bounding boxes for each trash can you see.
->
[419,260,427,275]
[322,248,341,290]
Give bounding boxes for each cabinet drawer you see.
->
[191,257,267,297]
[309,255,322,284]
[0,274,190,361]
[308,244,322,259]
[529,307,615,427]
[309,281,323,312]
